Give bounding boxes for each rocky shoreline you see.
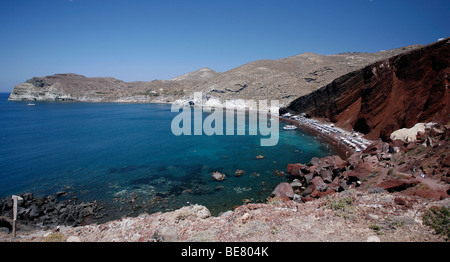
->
[0,192,103,232]
[1,187,448,242]
[280,117,360,158]
[283,120,450,201]
[0,115,354,232]
[1,118,449,242]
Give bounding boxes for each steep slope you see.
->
[284,38,450,141]
[186,45,422,106]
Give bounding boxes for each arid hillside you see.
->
[9,44,422,107]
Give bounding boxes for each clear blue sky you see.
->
[0,0,449,92]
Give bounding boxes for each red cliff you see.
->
[286,38,450,141]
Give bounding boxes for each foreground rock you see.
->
[271,183,295,199]
[2,191,448,242]
[390,122,450,185]
[285,129,450,203]
[286,154,360,201]
[376,179,420,193]
[0,192,102,229]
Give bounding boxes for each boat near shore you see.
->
[283,125,298,130]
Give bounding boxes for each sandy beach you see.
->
[279,114,374,159]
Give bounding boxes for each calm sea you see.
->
[0,93,337,220]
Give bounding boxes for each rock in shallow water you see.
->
[212,171,226,181]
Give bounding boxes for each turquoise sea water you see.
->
[0,93,338,220]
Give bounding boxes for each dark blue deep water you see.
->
[0,93,338,220]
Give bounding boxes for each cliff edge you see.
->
[284,38,450,141]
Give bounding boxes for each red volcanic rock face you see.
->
[376,179,420,192]
[409,188,450,200]
[286,39,450,141]
[287,163,307,176]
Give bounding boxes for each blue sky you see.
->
[0,0,449,92]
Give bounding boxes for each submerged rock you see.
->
[212,172,226,181]
[234,169,246,177]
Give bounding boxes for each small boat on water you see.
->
[283,125,298,130]
[27,103,35,106]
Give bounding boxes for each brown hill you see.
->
[8,73,190,103]
[8,45,421,105]
[187,46,422,106]
[284,38,450,141]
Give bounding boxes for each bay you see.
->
[0,93,338,220]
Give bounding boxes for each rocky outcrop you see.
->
[271,183,295,199]
[376,179,420,192]
[285,132,450,202]
[286,154,361,201]
[8,73,191,103]
[163,204,211,224]
[0,192,102,229]
[389,123,450,185]
[285,38,450,141]
[390,123,435,143]
[6,190,448,242]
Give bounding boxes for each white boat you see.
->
[283,125,298,130]
[27,103,35,106]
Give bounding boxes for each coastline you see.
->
[279,116,372,160]
[0,116,365,228]
[1,103,449,242]
[0,98,379,237]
